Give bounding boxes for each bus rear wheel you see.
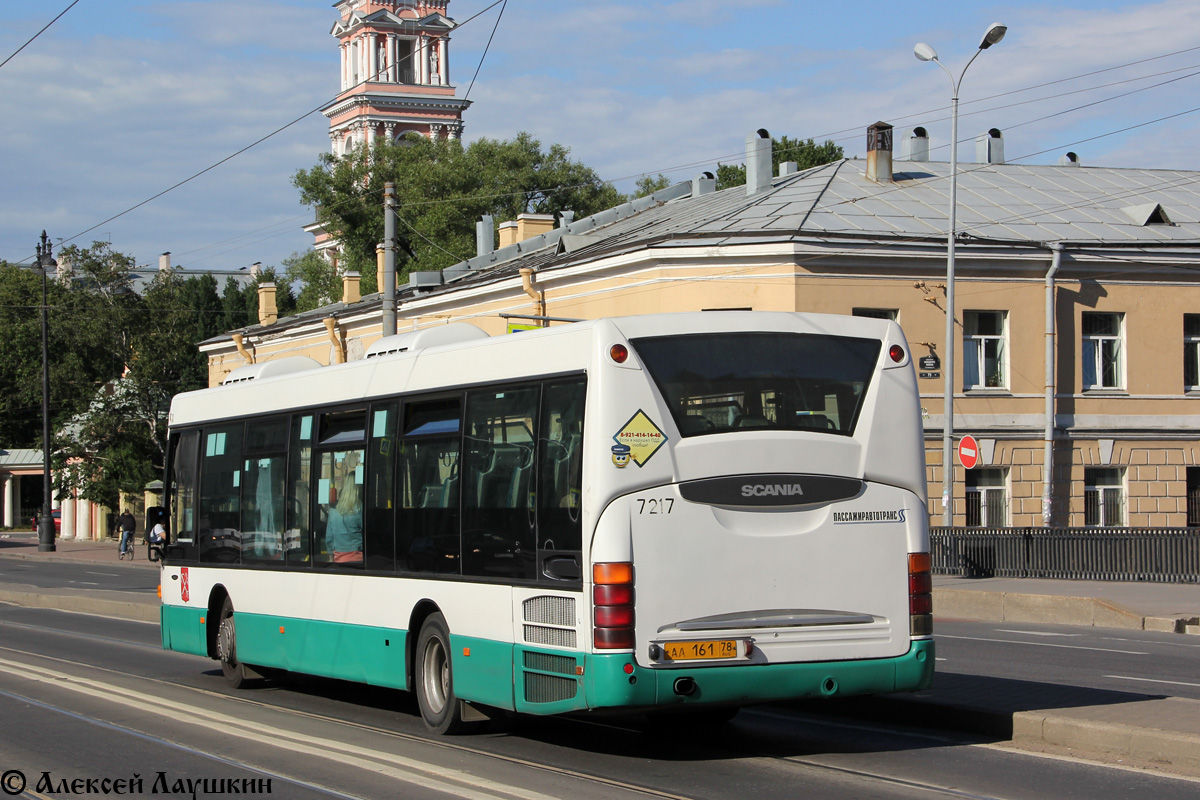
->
[217,597,249,689]
[414,612,467,734]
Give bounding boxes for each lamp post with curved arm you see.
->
[914,23,1007,527]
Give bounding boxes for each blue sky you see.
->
[1,0,1198,275]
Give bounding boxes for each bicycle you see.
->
[117,529,135,561]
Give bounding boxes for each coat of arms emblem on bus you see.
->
[612,410,667,467]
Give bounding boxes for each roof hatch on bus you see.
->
[221,356,322,385]
[365,322,489,359]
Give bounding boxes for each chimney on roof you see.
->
[746,129,772,195]
[498,213,554,248]
[904,127,929,162]
[866,121,893,183]
[476,215,495,258]
[779,161,799,177]
[257,282,277,326]
[558,210,575,228]
[158,252,171,273]
[1058,151,1081,167]
[693,171,716,197]
[250,262,262,278]
[976,128,1004,164]
[342,271,361,305]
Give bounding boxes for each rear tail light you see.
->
[909,552,933,637]
[594,562,634,650]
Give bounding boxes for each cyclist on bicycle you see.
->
[118,509,136,559]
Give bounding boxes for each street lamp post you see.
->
[914,23,1007,527]
[35,231,57,553]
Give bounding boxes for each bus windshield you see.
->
[631,332,881,437]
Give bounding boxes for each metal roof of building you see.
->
[214,154,1200,342]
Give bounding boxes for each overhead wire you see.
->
[19,30,1200,275]
[46,0,508,256]
[0,0,79,72]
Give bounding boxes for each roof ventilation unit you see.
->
[365,322,490,359]
[1122,203,1173,226]
[1058,151,1081,167]
[222,356,323,385]
[903,127,929,162]
[976,128,1004,164]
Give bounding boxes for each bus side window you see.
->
[168,430,199,559]
[198,423,245,564]
[286,415,313,566]
[462,386,539,581]
[398,397,462,575]
[364,401,398,572]
[538,378,585,580]
[242,417,288,565]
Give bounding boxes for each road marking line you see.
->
[938,634,1149,655]
[0,656,563,800]
[1103,675,1200,689]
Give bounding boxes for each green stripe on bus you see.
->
[162,604,934,714]
[161,604,207,657]
[583,639,935,710]
[233,612,409,689]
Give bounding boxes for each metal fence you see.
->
[930,527,1200,583]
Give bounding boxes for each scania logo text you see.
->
[741,483,804,498]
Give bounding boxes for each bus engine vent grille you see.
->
[524,651,577,676]
[524,672,579,704]
[523,595,577,649]
[523,625,577,648]
[523,596,575,627]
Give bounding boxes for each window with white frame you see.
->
[1082,312,1123,390]
[1185,315,1200,391]
[964,311,1007,389]
[965,468,1007,527]
[1084,467,1124,527]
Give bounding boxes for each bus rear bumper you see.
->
[580,638,934,712]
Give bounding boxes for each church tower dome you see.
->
[324,0,471,155]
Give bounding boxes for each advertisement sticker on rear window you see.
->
[613,410,667,467]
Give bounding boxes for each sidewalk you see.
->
[3,532,1200,776]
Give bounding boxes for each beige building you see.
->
[202,125,1200,529]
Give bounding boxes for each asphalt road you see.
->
[1,602,1197,799]
[936,620,1200,701]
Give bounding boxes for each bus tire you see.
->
[217,597,249,689]
[414,612,466,734]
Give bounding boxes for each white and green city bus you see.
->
[158,311,933,732]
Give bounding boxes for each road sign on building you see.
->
[958,435,979,469]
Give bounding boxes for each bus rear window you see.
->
[630,332,881,437]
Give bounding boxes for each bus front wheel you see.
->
[414,612,466,734]
[217,597,249,689]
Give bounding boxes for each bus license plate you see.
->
[664,640,738,661]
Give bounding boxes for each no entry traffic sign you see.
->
[958,435,979,469]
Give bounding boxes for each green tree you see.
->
[634,173,672,198]
[283,249,341,313]
[0,244,139,450]
[716,135,844,190]
[293,132,624,291]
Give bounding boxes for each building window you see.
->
[1084,467,1124,527]
[1082,312,1123,390]
[852,308,898,321]
[1185,316,1200,391]
[965,468,1007,527]
[1188,468,1200,527]
[964,311,1006,389]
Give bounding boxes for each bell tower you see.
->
[325,1,471,155]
